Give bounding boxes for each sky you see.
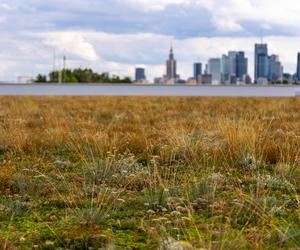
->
[1,0,300,81]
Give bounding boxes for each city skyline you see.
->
[144,43,287,84]
[8,42,300,84]
[1,0,300,81]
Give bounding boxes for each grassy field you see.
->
[0,97,299,249]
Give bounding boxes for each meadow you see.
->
[0,97,299,249]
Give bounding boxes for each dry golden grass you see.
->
[1,97,300,164]
[0,97,299,249]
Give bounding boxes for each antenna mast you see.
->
[62,56,66,83]
[52,47,56,72]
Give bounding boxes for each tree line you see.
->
[35,68,132,83]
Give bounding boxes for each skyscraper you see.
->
[255,44,269,82]
[228,51,238,77]
[193,62,202,83]
[221,55,230,83]
[268,55,283,82]
[164,46,179,84]
[297,53,300,81]
[221,51,248,84]
[236,51,248,80]
[135,68,146,82]
[207,58,221,84]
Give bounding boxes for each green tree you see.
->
[35,74,47,83]
[49,71,59,83]
[36,68,133,84]
[62,69,78,83]
[282,80,289,85]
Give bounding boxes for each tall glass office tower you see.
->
[221,52,248,83]
[208,58,221,84]
[268,55,283,82]
[236,52,248,80]
[221,55,230,83]
[193,63,202,83]
[255,44,269,82]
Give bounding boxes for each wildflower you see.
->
[152,218,161,222]
[275,129,284,135]
[147,209,156,214]
[161,207,168,212]
[176,206,189,213]
[170,211,181,217]
[210,173,224,182]
[241,153,257,170]
[158,217,169,221]
[45,240,55,246]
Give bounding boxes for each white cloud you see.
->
[0,61,17,79]
[41,32,98,61]
[125,0,192,11]
[122,0,300,33]
[0,3,13,10]
[197,0,300,33]
[1,30,300,82]
[0,16,6,24]
[212,18,244,32]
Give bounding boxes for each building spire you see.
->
[165,41,177,83]
[169,42,174,60]
[260,29,264,44]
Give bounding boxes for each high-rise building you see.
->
[221,55,230,83]
[255,44,269,82]
[135,68,146,82]
[236,52,248,80]
[193,62,202,83]
[207,58,221,84]
[221,51,248,84]
[204,64,208,74]
[228,51,238,77]
[297,53,300,81]
[268,55,283,82]
[164,46,179,84]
